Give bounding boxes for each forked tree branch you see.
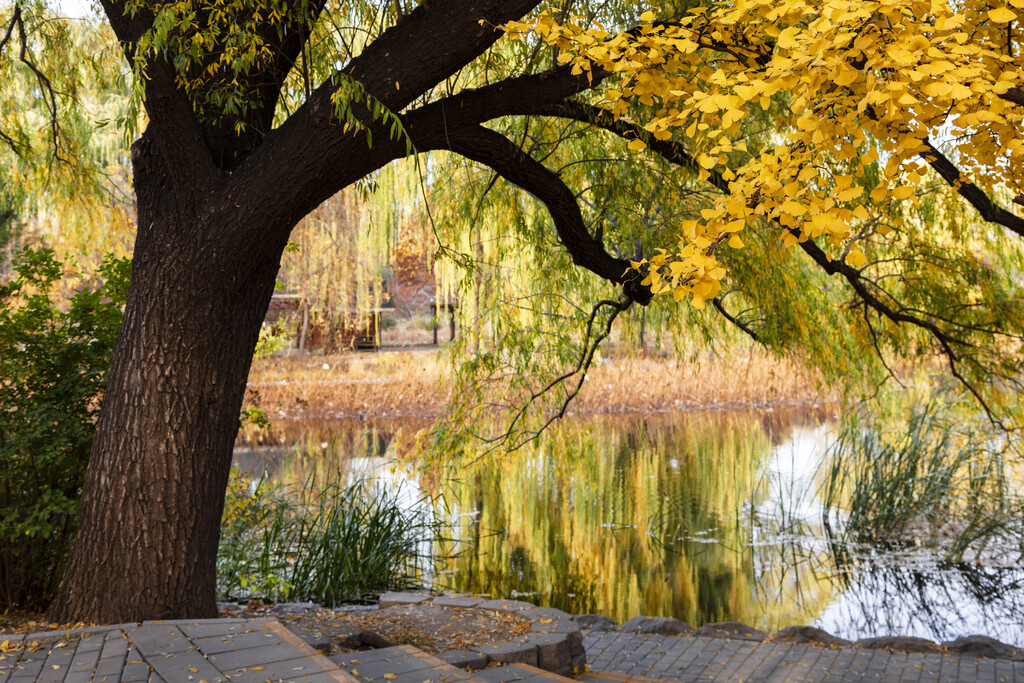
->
[416,124,653,304]
[466,296,633,456]
[1,5,63,160]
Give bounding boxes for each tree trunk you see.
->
[47,131,290,623]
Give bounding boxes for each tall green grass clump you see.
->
[821,396,1022,563]
[218,469,444,605]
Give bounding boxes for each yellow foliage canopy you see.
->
[506,0,1024,307]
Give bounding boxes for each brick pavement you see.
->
[581,631,1023,682]
[2,620,1021,682]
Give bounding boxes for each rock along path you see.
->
[1,599,1021,683]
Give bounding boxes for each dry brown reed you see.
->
[246,348,829,419]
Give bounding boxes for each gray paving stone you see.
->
[125,625,194,657]
[67,644,102,675]
[219,655,327,682]
[119,656,154,682]
[819,646,859,683]
[7,652,45,679]
[994,658,1016,682]
[473,640,538,666]
[473,664,534,682]
[900,651,926,683]
[377,592,432,608]
[712,638,761,680]
[878,649,910,681]
[190,627,284,654]
[683,636,728,677]
[177,620,261,639]
[438,649,490,670]
[432,596,483,609]
[477,600,535,614]
[518,608,565,622]
[146,644,225,683]
[207,640,297,670]
[842,647,880,682]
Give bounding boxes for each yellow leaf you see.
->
[781,200,807,216]
[640,10,656,22]
[384,674,398,679]
[728,234,744,248]
[250,667,264,671]
[628,138,647,151]
[922,82,952,98]
[846,249,867,267]
[989,6,1018,22]
[834,68,858,87]
[836,186,863,202]
[918,61,954,76]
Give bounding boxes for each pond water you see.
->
[233,408,1024,646]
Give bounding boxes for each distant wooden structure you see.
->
[266,292,457,352]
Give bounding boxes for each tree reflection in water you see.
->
[233,408,1023,646]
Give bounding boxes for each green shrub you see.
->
[0,248,129,609]
[218,468,444,605]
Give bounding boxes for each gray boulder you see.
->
[857,636,942,653]
[573,614,619,631]
[619,616,693,635]
[774,625,851,647]
[941,635,1024,660]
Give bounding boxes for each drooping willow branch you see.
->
[414,121,652,452]
[533,100,1017,426]
[1,4,63,160]
[468,295,634,457]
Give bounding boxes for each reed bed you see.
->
[246,348,828,418]
[821,398,1022,563]
[218,469,443,605]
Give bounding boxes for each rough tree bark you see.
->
[46,130,296,621]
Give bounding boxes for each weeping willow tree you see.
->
[0,10,134,271]
[0,0,1021,623]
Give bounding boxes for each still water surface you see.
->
[233,408,1024,645]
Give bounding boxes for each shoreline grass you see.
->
[246,347,831,419]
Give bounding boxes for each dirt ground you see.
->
[254,603,532,654]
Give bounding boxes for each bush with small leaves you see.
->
[0,248,129,609]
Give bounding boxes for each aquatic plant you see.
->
[218,468,445,605]
[821,396,1022,564]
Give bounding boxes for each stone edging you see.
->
[378,592,586,675]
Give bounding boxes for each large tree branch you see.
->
[415,124,652,303]
[98,0,219,189]
[917,138,1024,238]
[231,63,604,247]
